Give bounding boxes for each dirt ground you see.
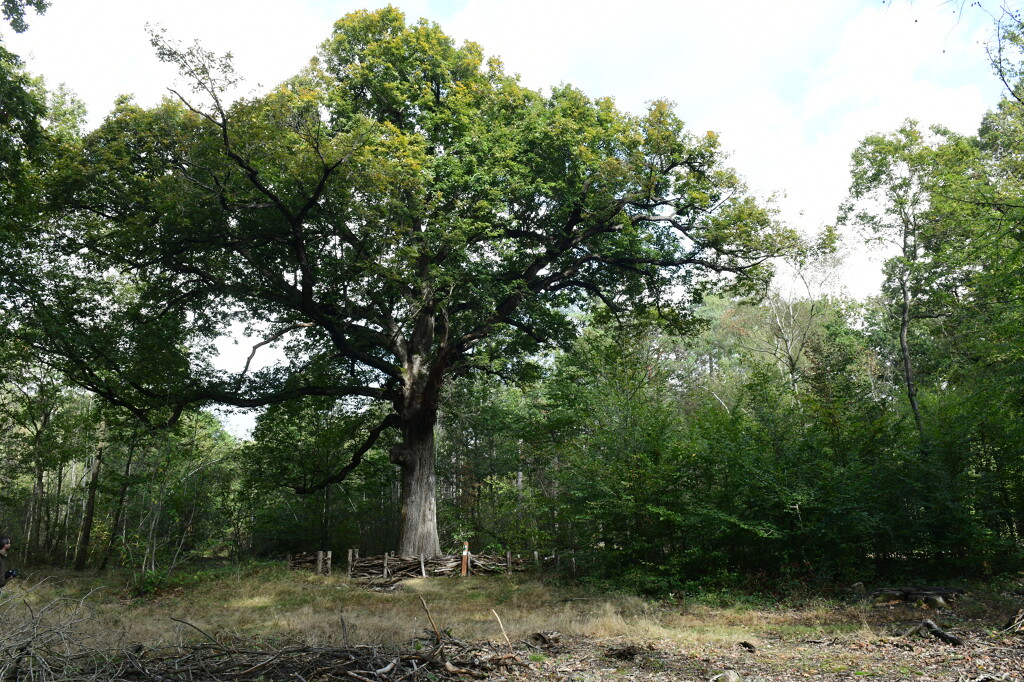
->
[512,631,1023,681]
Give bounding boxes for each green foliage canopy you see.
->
[1,0,47,33]
[16,8,793,553]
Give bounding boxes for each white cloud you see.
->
[6,0,349,124]
[4,0,1008,300]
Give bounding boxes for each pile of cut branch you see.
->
[287,551,332,575]
[1,627,532,681]
[350,553,525,584]
[0,580,115,681]
[2,583,533,681]
[81,635,529,681]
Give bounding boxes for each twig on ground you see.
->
[170,616,221,645]
[491,608,513,653]
[419,596,442,646]
[340,611,351,647]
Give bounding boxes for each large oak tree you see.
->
[17,8,793,555]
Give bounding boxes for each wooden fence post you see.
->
[461,541,469,577]
[420,554,427,578]
[325,550,332,575]
[347,549,353,578]
[383,552,389,580]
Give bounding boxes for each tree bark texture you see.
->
[392,426,441,557]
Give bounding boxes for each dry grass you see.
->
[2,563,1014,653]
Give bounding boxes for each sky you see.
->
[4,0,1007,298]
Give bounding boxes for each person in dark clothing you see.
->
[0,536,14,589]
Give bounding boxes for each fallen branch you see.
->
[170,616,219,644]
[420,597,442,646]
[865,586,965,606]
[491,608,513,653]
[903,618,964,646]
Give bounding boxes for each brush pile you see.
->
[12,630,532,679]
[2,633,536,681]
[1,584,537,681]
[287,551,332,575]
[350,553,526,583]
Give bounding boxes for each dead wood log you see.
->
[526,631,561,649]
[711,672,743,682]
[865,586,965,606]
[903,618,964,646]
[605,643,645,660]
[999,608,1024,633]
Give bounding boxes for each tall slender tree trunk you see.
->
[51,461,64,555]
[30,456,44,554]
[320,485,331,550]
[899,278,925,443]
[99,444,135,572]
[74,424,105,571]
[61,461,76,563]
[29,410,51,556]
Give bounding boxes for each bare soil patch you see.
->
[521,630,1023,681]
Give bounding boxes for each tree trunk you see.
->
[29,409,51,556]
[391,423,441,557]
[899,278,925,442]
[99,444,135,572]
[30,456,44,555]
[320,485,331,550]
[74,426,105,571]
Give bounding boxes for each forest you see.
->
[2,1,1024,604]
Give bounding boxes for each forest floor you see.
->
[0,563,1021,680]
[517,629,1023,681]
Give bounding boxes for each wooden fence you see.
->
[290,545,574,583]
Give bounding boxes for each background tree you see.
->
[840,121,947,445]
[0,0,47,252]
[243,396,400,554]
[0,42,43,237]
[1,0,47,33]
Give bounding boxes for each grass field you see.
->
[0,563,898,646]
[1,563,1021,680]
